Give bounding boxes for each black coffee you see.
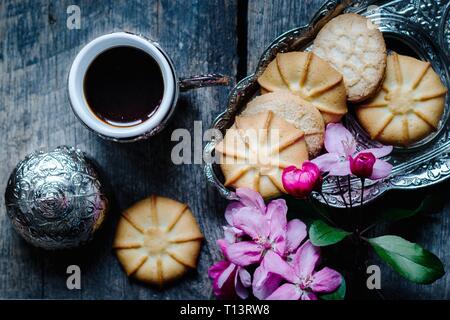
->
[83,46,164,126]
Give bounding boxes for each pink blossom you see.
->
[226,199,288,266]
[223,188,266,243]
[212,187,310,300]
[252,219,307,299]
[263,241,342,300]
[282,162,323,198]
[208,239,251,299]
[350,152,376,179]
[312,123,393,180]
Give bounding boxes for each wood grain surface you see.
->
[0,0,449,300]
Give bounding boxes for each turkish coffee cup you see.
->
[68,32,229,142]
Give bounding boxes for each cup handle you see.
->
[179,74,230,91]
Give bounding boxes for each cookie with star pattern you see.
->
[113,196,203,286]
[355,52,447,146]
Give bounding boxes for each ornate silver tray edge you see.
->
[204,0,450,207]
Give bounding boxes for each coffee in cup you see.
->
[68,32,228,142]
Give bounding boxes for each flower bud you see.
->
[350,152,376,179]
[282,162,323,199]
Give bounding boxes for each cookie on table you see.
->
[216,111,309,199]
[313,13,387,103]
[355,52,447,146]
[257,51,347,124]
[113,196,203,286]
[242,92,325,158]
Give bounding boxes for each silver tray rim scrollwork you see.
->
[204,0,450,207]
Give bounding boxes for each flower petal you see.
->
[208,260,236,299]
[262,250,297,283]
[293,241,320,279]
[285,219,307,254]
[236,188,266,213]
[224,188,266,226]
[238,267,252,288]
[234,278,249,299]
[223,226,244,244]
[324,123,356,156]
[370,159,393,180]
[217,239,230,260]
[360,145,393,159]
[227,241,263,266]
[282,164,321,199]
[217,263,236,289]
[224,201,243,225]
[234,267,251,299]
[252,264,282,300]
[232,207,270,239]
[266,198,287,218]
[328,160,351,176]
[266,284,301,300]
[267,200,287,254]
[311,153,340,173]
[310,267,342,293]
[301,291,318,300]
[208,260,230,281]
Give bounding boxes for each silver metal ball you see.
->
[4,146,109,250]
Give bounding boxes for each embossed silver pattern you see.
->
[204,0,450,208]
[4,146,109,249]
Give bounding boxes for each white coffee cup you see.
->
[68,32,228,142]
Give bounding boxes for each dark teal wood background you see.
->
[0,0,448,299]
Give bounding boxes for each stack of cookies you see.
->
[217,13,447,199]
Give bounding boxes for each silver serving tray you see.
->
[204,0,450,208]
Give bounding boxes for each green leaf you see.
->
[367,235,445,284]
[320,275,346,300]
[378,194,436,223]
[309,220,351,247]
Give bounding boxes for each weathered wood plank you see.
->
[0,0,237,299]
[247,0,325,73]
[368,185,450,299]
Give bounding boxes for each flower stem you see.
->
[347,175,353,208]
[360,223,375,236]
[336,178,348,209]
[358,178,365,235]
[360,178,365,208]
[319,191,329,206]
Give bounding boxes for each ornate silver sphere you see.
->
[4,146,109,250]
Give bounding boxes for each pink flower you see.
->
[312,123,393,180]
[252,219,307,299]
[263,241,342,300]
[223,188,266,243]
[208,239,251,299]
[227,199,288,266]
[350,152,376,179]
[212,187,309,300]
[282,162,323,198]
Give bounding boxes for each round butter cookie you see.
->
[257,51,347,124]
[114,196,203,286]
[313,13,387,103]
[216,111,309,199]
[242,92,325,158]
[356,52,447,146]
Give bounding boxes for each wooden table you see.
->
[0,0,448,300]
